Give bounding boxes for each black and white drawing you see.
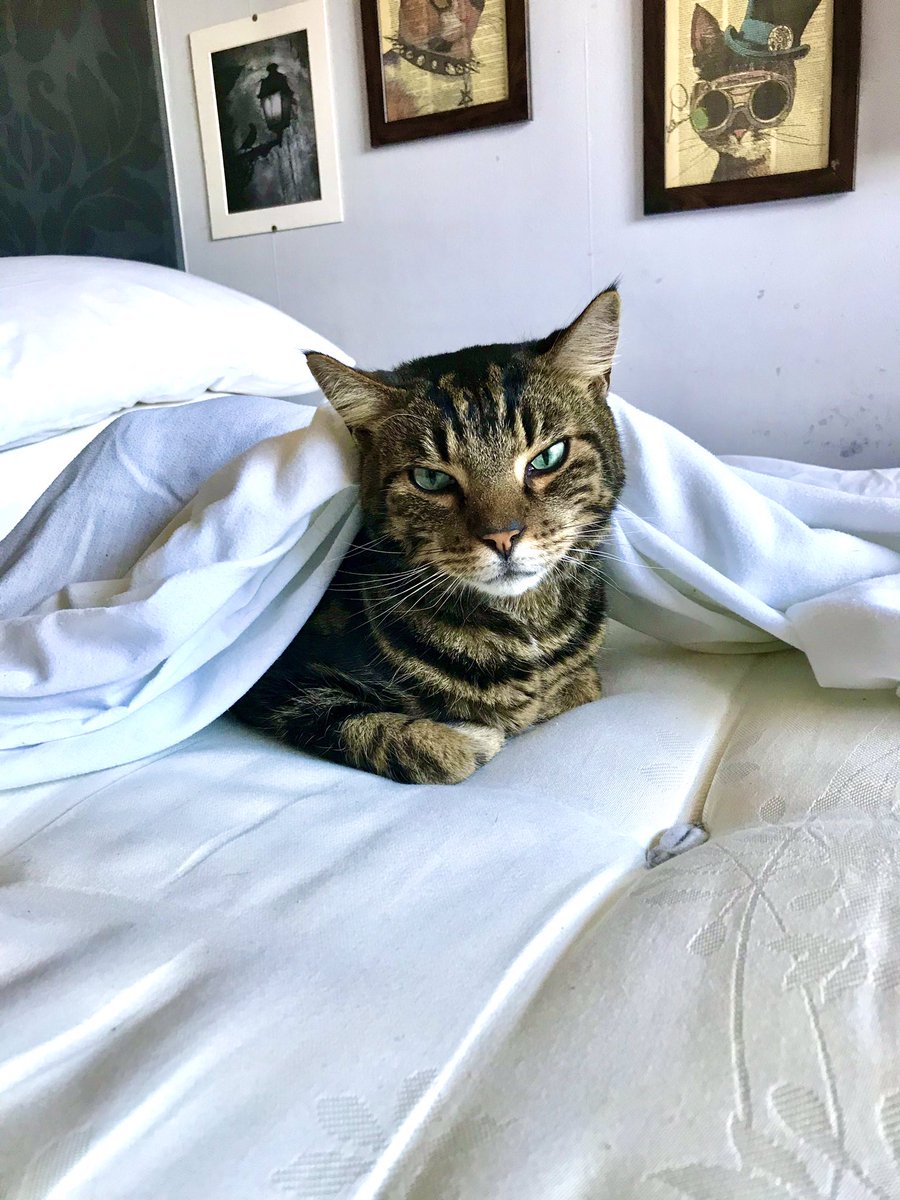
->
[212,33,321,214]
[191,3,342,239]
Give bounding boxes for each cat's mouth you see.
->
[468,561,547,599]
[719,126,767,161]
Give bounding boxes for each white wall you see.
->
[156,0,900,467]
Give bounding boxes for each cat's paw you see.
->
[646,823,709,869]
[539,665,602,722]
[343,713,505,785]
[398,720,504,785]
[450,723,506,763]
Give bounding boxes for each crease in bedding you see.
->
[0,392,897,791]
[354,856,639,1199]
[0,396,360,788]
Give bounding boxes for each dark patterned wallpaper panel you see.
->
[0,0,180,267]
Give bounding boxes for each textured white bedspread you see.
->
[3,389,898,1197]
[2,627,898,1200]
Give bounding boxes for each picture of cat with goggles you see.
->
[666,0,832,187]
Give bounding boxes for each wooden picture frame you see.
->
[643,0,861,214]
[360,0,530,148]
[190,1,343,240]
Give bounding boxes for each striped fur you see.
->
[231,289,625,784]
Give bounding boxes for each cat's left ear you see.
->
[546,288,621,391]
[306,354,401,431]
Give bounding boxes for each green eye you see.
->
[528,440,568,475]
[411,466,453,493]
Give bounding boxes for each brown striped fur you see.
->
[231,289,625,784]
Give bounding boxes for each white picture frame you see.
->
[190,1,343,240]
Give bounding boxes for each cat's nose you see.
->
[480,525,525,560]
[733,125,748,141]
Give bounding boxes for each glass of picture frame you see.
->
[643,0,861,214]
[360,0,531,147]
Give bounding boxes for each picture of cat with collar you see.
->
[379,0,507,121]
[665,0,833,187]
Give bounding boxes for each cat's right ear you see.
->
[306,354,400,431]
[544,287,621,388]
[691,4,724,57]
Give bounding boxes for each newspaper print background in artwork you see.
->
[377,0,510,122]
[665,0,834,189]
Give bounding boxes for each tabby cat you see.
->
[231,288,624,785]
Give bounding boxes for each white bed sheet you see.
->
[377,653,900,1200]
[4,392,897,801]
[0,419,114,541]
[0,625,756,1199]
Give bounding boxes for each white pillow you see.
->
[0,256,353,450]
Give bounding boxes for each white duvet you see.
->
[607,405,900,689]
[0,394,897,791]
[0,397,359,788]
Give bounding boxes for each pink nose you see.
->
[733,126,748,141]
[481,527,524,560]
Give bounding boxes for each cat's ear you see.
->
[306,354,400,430]
[545,288,621,387]
[692,4,724,57]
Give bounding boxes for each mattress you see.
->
[2,625,898,1199]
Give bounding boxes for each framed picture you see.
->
[190,1,342,240]
[643,0,861,214]
[359,0,530,147]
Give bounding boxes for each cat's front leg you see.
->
[234,665,505,784]
[266,684,505,783]
[538,663,602,724]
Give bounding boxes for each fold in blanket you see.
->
[0,394,897,789]
[604,399,900,691]
[0,397,360,789]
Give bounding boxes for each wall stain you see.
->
[803,404,886,461]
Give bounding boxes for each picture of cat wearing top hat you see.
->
[665,0,833,187]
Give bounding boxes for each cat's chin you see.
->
[466,568,547,599]
[711,135,768,164]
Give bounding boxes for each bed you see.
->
[2,258,899,1200]
[3,630,899,1198]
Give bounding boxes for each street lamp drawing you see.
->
[257,64,294,141]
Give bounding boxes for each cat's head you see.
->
[397,0,485,60]
[308,289,624,601]
[690,4,796,165]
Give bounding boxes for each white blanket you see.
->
[0,396,360,789]
[606,401,900,690]
[0,394,897,790]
